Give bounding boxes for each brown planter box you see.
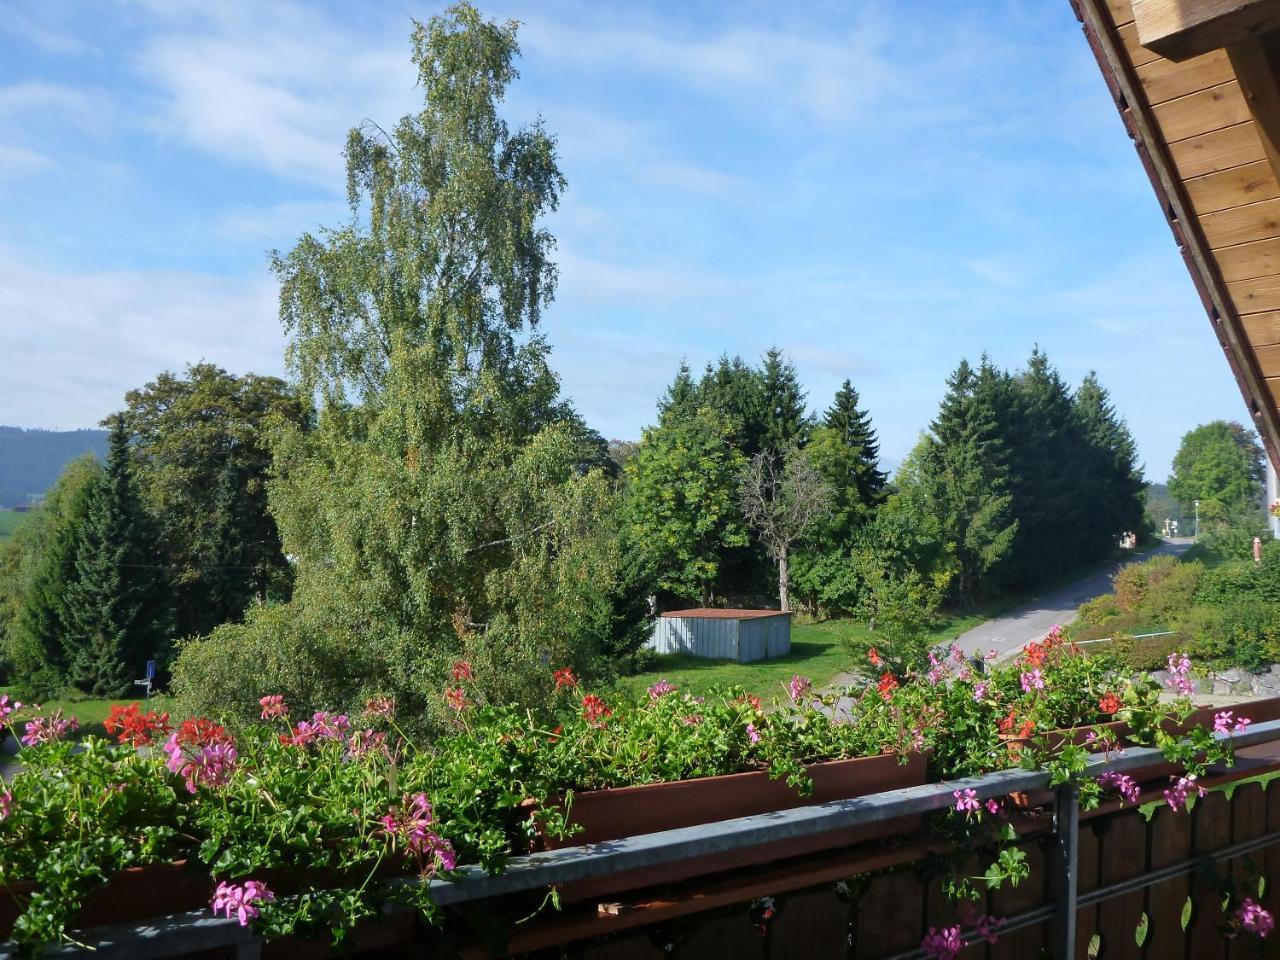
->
[541,752,928,903]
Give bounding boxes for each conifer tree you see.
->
[758,348,811,455]
[696,354,766,454]
[1074,372,1145,557]
[62,415,171,695]
[901,358,1017,605]
[658,361,698,425]
[3,457,99,698]
[822,379,887,507]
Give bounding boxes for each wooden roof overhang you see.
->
[1071,0,1280,469]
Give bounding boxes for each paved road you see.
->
[952,538,1193,661]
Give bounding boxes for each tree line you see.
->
[0,366,305,697]
[0,4,1149,724]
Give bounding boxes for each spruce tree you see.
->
[823,379,887,507]
[1000,348,1091,586]
[904,358,1017,605]
[758,348,811,455]
[657,361,698,426]
[696,354,766,454]
[1074,373,1145,558]
[62,415,171,695]
[4,457,99,698]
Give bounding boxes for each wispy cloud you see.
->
[519,10,895,126]
[0,247,283,429]
[135,4,414,189]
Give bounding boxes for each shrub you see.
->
[170,605,381,725]
[1108,631,1186,672]
[1076,594,1120,629]
[1186,597,1280,672]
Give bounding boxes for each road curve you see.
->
[951,538,1193,661]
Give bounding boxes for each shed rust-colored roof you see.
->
[659,608,790,619]
[1072,0,1280,470]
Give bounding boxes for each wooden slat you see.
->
[1217,236,1280,280]
[1136,47,1234,105]
[1268,376,1280,407]
[1256,342,1280,375]
[1230,273,1280,312]
[1185,158,1279,214]
[1170,121,1267,178]
[1120,20,1164,67]
[1202,196,1280,246]
[1106,0,1136,28]
[1154,80,1253,143]
[1242,309,1280,342]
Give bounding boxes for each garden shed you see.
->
[648,608,791,662]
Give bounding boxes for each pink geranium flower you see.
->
[787,675,812,703]
[211,880,274,926]
[0,790,11,820]
[20,710,77,747]
[647,679,677,700]
[258,695,287,720]
[921,924,963,959]
[1237,897,1275,938]
[746,722,761,745]
[953,788,980,814]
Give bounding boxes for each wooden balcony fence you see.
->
[9,722,1280,959]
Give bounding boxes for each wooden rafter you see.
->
[1134,0,1280,62]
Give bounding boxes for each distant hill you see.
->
[1145,482,1190,531]
[0,426,108,508]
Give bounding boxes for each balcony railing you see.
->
[8,719,1280,959]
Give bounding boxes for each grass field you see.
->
[614,611,990,700]
[1,687,172,739]
[0,510,29,541]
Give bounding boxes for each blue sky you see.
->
[0,0,1248,479]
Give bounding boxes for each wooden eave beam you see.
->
[1228,32,1280,185]
[1134,0,1280,61]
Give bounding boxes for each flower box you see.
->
[540,751,928,903]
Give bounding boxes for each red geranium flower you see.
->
[553,667,577,690]
[451,660,474,683]
[1098,692,1122,716]
[104,703,171,747]
[877,671,899,702]
[868,647,882,668]
[176,717,231,748]
[445,687,467,712]
[581,694,611,727]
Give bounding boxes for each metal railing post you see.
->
[1051,782,1080,960]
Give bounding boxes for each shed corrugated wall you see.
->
[648,614,790,662]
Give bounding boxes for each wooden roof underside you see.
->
[1073,0,1280,470]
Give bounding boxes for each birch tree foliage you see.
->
[175,5,630,725]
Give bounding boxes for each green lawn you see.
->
[615,612,990,700]
[0,510,29,541]
[0,687,172,739]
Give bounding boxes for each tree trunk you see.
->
[778,548,789,612]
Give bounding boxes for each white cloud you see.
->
[519,11,895,125]
[0,7,90,56]
[638,161,745,197]
[0,144,51,174]
[0,247,284,429]
[213,200,347,245]
[135,5,414,189]
[556,248,739,306]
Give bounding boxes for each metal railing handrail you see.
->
[11,719,1280,959]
